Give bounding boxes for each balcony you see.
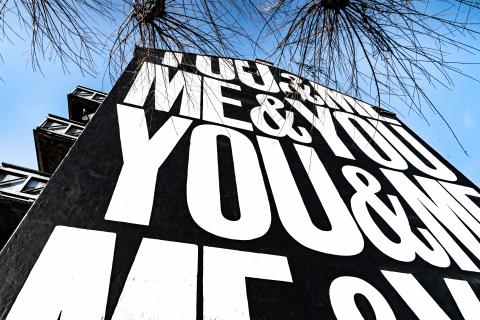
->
[34,115,85,174]
[0,163,49,201]
[67,86,107,123]
[0,163,50,247]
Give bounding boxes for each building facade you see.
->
[1,48,480,319]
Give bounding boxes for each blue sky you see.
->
[0,38,108,170]
[0,9,480,186]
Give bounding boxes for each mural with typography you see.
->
[1,48,480,319]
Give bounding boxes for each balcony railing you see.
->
[38,115,85,140]
[0,163,50,202]
[71,86,107,104]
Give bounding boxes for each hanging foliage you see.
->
[262,1,480,148]
[1,0,480,144]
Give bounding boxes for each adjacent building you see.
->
[0,86,106,248]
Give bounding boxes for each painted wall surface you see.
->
[1,49,480,319]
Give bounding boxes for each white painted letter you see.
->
[105,104,192,225]
[382,270,450,320]
[188,124,271,240]
[310,81,400,124]
[445,278,480,320]
[335,112,408,170]
[203,77,253,131]
[235,60,280,93]
[124,62,202,119]
[258,136,364,256]
[383,169,480,272]
[112,239,198,320]
[343,166,450,267]
[203,247,292,320]
[287,98,354,159]
[251,95,311,143]
[441,182,480,223]
[6,226,115,320]
[369,120,457,181]
[196,55,236,80]
[330,276,396,320]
